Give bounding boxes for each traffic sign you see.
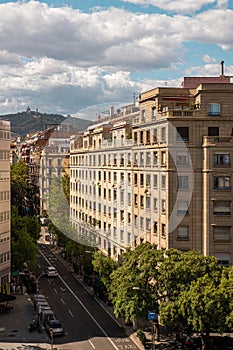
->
[148,311,158,321]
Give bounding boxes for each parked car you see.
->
[45,319,64,337]
[32,294,47,307]
[36,301,50,314]
[44,266,58,277]
[42,309,55,325]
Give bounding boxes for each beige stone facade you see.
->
[0,120,11,291]
[70,78,233,265]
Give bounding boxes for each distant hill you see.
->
[0,109,93,136]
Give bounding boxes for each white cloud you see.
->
[121,0,228,14]
[0,1,232,117]
[202,55,216,63]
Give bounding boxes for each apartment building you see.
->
[40,124,74,213]
[0,120,11,292]
[70,76,233,265]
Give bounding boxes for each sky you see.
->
[0,0,233,120]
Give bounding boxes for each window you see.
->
[161,151,166,166]
[146,196,151,209]
[161,224,166,237]
[128,193,131,205]
[153,175,158,188]
[153,198,158,211]
[213,226,231,241]
[208,103,220,116]
[153,221,157,234]
[146,174,151,187]
[140,131,144,144]
[208,127,219,136]
[141,110,146,122]
[176,152,189,166]
[214,253,230,266]
[213,176,230,190]
[213,201,231,215]
[177,226,189,239]
[140,217,144,229]
[146,130,150,144]
[177,201,189,215]
[146,152,151,166]
[162,200,166,214]
[161,127,166,143]
[178,176,189,189]
[176,127,189,141]
[140,195,144,208]
[140,174,144,187]
[214,152,230,166]
[152,107,156,120]
[153,152,158,166]
[161,175,166,189]
[153,129,157,143]
[146,218,151,231]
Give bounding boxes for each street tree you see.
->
[11,207,38,271]
[92,251,118,292]
[177,270,232,350]
[110,243,164,323]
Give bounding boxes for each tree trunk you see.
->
[132,319,138,330]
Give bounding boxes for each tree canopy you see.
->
[103,243,233,348]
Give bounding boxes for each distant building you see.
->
[0,120,11,292]
[70,76,233,265]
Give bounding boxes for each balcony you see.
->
[203,136,233,146]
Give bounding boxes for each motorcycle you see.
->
[28,319,42,333]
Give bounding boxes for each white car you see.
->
[44,266,58,277]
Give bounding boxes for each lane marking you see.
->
[89,340,95,349]
[68,309,74,317]
[40,248,119,350]
[61,298,65,305]
[54,288,58,294]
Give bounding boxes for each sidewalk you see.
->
[0,293,50,350]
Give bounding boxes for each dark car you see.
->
[45,319,64,337]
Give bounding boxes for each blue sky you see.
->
[0,0,232,119]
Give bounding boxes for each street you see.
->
[36,244,140,350]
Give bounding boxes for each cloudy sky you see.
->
[0,0,233,120]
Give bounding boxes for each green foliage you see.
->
[136,328,147,346]
[62,173,70,202]
[11,207,38,271]
[11,161,29,214]
[105,245,232,341]
[92,251,118,291]
[110,243,163,322]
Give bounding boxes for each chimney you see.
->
[220,61,224,76]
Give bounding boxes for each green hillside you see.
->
[0,109,93,136]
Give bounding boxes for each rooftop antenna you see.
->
[220,61,224,76]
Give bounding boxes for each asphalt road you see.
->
[35,244,140,350]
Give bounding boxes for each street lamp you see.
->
[36,272,45,298]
